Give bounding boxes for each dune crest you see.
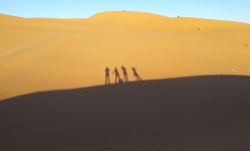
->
[0,11,250,100]
[87,11,171,28]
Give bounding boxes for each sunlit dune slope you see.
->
[0,11,250,100]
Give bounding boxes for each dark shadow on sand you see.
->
[1,75,250,151]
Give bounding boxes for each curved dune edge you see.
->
[0,74,249,101]
[0,11,250,100]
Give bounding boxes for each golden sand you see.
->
[0,11,250,100]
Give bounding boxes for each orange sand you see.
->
[0,11,250,100]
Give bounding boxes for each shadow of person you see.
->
[132,67,142,81]
[113,67,121,84]
[105,67,111,85]
[121,65,129,82]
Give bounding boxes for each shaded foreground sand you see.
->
[1,11,250,100]
[0,75,250,151]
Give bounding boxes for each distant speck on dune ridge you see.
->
[0,11,250,100]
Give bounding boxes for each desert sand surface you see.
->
[0,75,250,151]
[0,11,250,100]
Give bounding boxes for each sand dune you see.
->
[0,75,250,151]
[0,11,250,100]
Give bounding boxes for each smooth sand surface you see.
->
[1,11,250,100]
[0,75,250,151]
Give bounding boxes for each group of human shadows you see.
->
[105,66,142,85]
